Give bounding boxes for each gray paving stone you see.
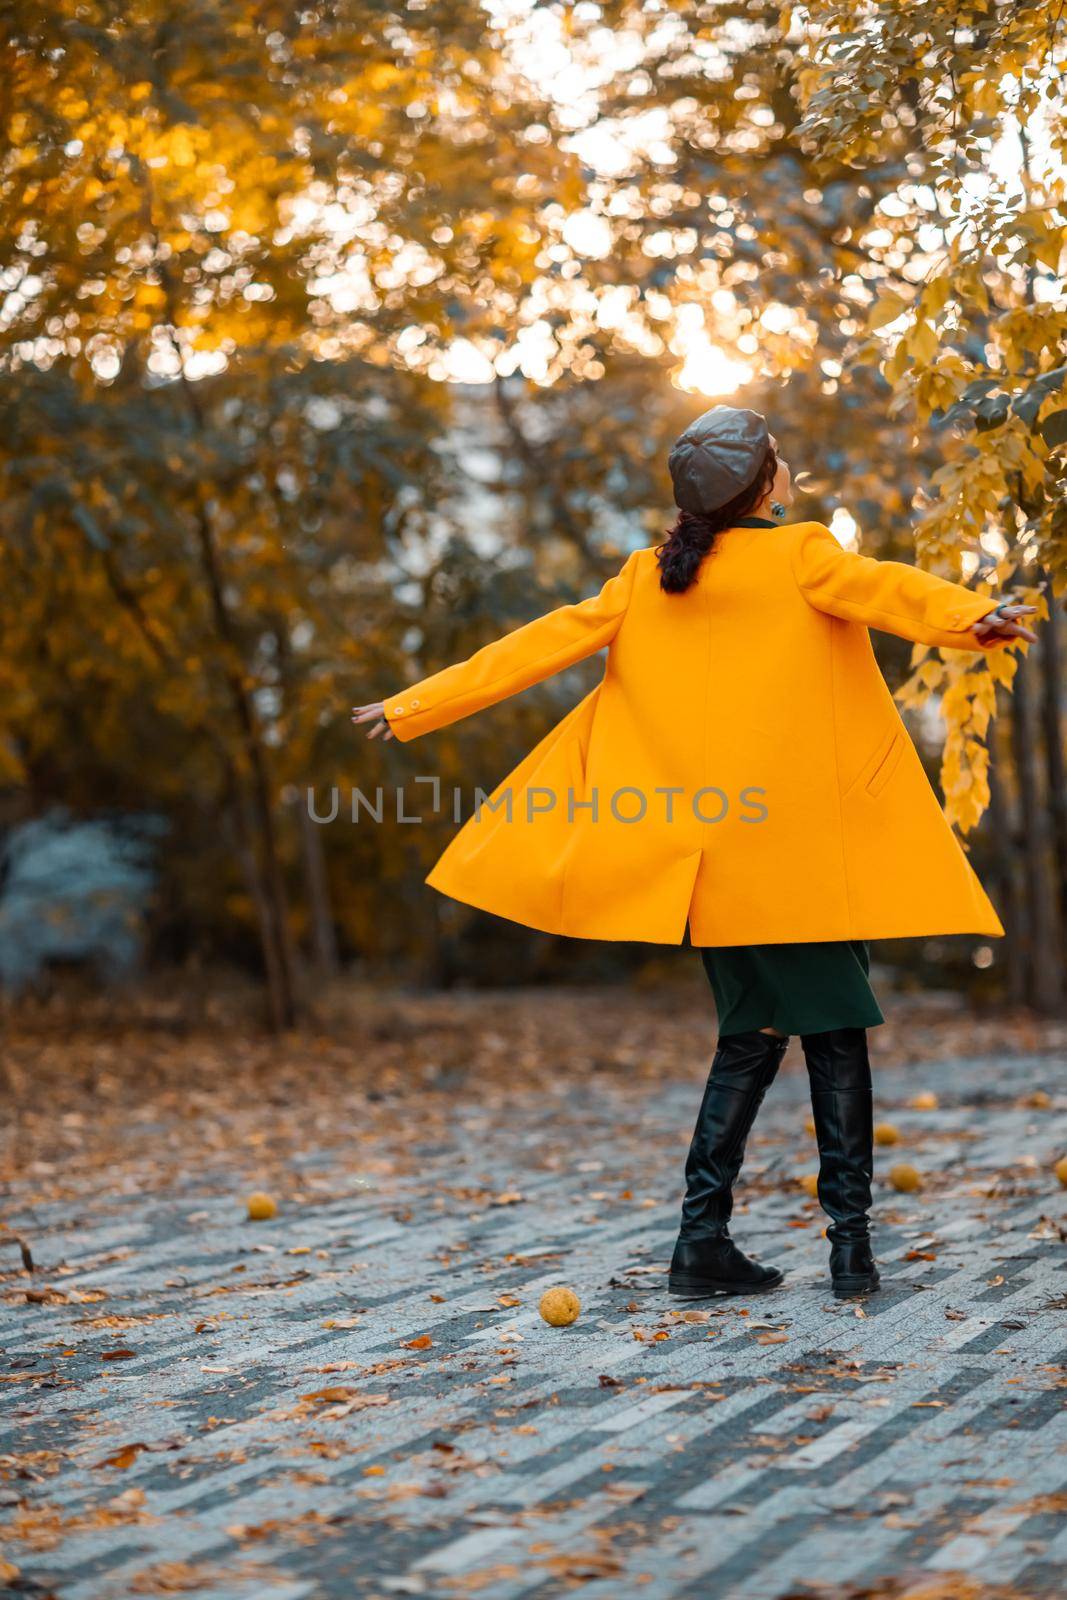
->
[1,1048,1064,1598]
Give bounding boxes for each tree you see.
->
[0,0,560,1021]
[3,1,1062,1011]
[793,0,1067,1005]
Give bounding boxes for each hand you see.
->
[351,701,395,740]
[972,598,1038,646]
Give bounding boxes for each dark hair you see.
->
[656,444,779,594]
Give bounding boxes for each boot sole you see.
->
[832,1277,880,1299]
[668,1270,784,1298]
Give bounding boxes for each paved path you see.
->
[2,1044,1065,1598]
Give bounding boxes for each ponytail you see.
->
[656,444,779,594]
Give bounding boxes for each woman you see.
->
[353,404,1035,1301]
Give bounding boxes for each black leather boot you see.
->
[668,1029,790,1297]
[801,1027,881,1298]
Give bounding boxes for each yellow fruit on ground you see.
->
[799,1173,819,1197]
[888,1163,922,1193]
[246,1191,277,1221]
[539,1287,580,1326]
[874,1122,900,1146]
[1054,1156,1067,1188]
[804,1115,816,1135]
[1026,1090,1052,1109]
[908,1091,939,1110]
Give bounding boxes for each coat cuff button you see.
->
[411,698,421,708]
[392,705,405,716]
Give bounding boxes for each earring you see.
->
[771,500,786,519]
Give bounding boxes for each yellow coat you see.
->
[384,521,1006,945]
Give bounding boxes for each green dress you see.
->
[694,514,886,1039]
[698,938,885,1037]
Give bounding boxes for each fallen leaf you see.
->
[94,1444,147,1470]
[129,1561,211,1593]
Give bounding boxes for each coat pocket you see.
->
[567,726,589,805]
[844,728,905,801]
[864,730,905,798]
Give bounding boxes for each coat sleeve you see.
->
[383,549,642,742]
[790,522,1002,650]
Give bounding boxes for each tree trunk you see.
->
[226,782,294,1034]
[272,620,339,983]
[294,792,340,979]
[86,494,297,1030]
[985,718,1027,1008]
[1009,646,1064,1013]
[150,238,298,1028]
[206,616,297,1029]
[1038,577,1067,941]
[185,491,297,1030]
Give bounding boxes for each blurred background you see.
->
[2,0,1065,1036]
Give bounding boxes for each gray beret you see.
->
[668,405,770,515]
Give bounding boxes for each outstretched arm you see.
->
[790,522,1035,650]
[353,549,641,743]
